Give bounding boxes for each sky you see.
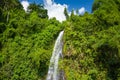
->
[20,0,94,22]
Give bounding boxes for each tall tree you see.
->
[28,3,48,18]
[0,0,23,22]
[64,8,69,19]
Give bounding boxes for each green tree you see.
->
[64,8,69,20]
[28,3,48,18]
[0,0,23,22]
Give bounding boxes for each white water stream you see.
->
[46,31,64,80]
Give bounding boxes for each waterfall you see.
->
[46,31,64,80]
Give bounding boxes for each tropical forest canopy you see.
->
[0,0,120,80]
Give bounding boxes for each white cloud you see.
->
[44,0,67,22]
[78,7,85,15]
[21,0,29,12]
[44,0,53,5]
[21,0,86,21]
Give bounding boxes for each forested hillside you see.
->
[63,0,120,79]
[0,0,120,80]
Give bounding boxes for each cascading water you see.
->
[46,31,64,80]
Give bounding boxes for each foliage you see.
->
[0,0,63,79]
[0,0,120,80]
[28,3,48,18]
[64,8,69,20]
[62,0,120,80]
